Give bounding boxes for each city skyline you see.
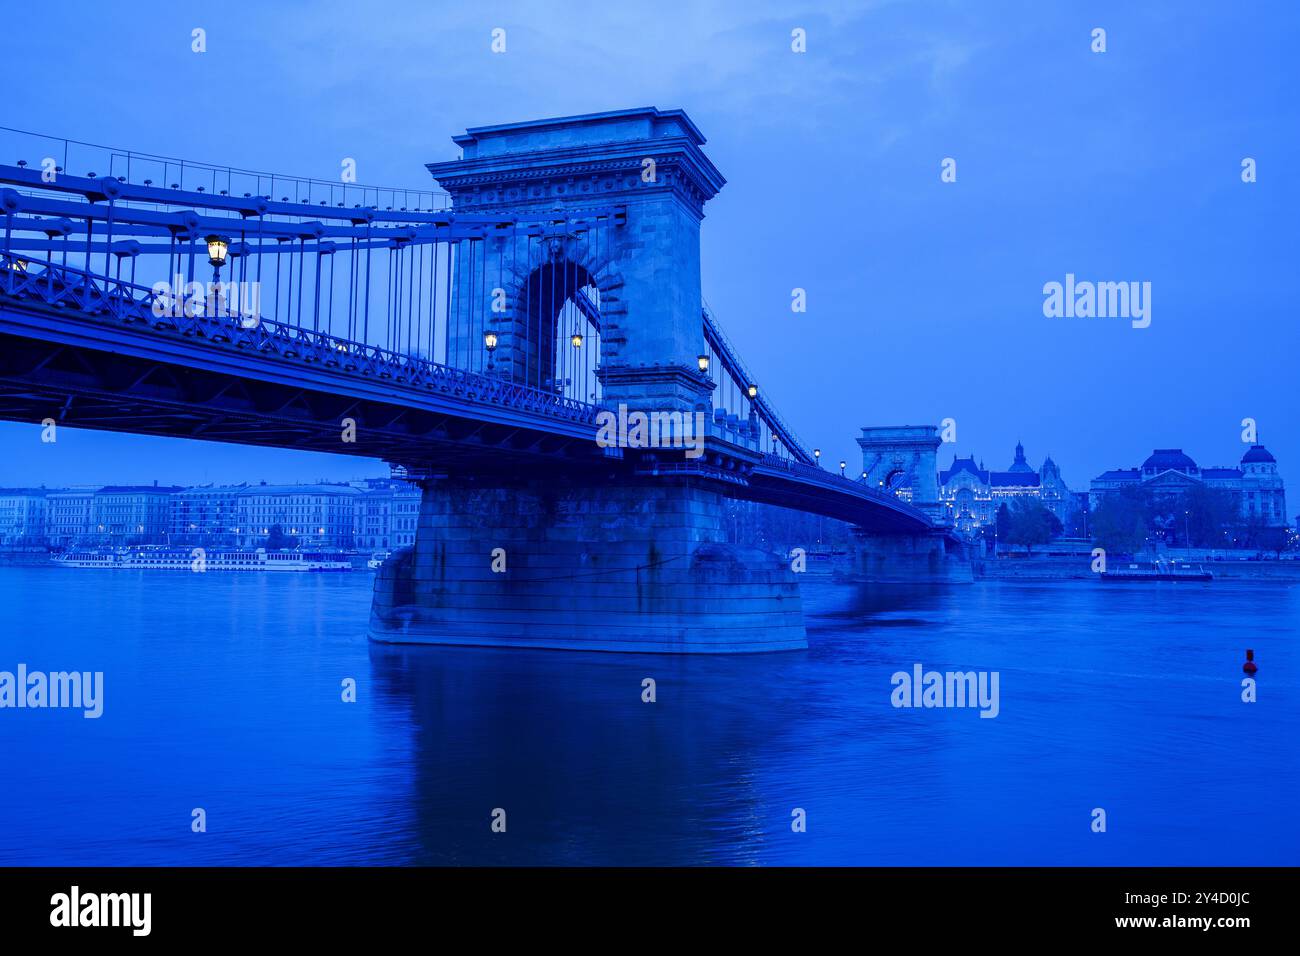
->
[1,476,422,551]
[0,425,1289,519]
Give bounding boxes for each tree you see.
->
[995,503,1012,542]
[1243,521,1288,558]
[1091,487,1148,557]
[262,524,299,550]
[1182,485,1240,548]
[1003,498,1059,555]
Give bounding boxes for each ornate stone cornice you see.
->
[427,109,726,219]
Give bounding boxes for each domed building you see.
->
[1089,443,1287,526]
[938,442,1075,534]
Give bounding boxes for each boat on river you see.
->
[1100,560,1213,582]
[52,547,352,572]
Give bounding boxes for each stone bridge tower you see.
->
[857,425,942,517]
[850,425,971,583]
[425,108,726,415]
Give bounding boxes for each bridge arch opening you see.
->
[513,257,603,401]
[884,468,910,491]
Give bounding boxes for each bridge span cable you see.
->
[701,300,814,465]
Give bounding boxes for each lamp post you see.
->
[205,235,230,318]
[839,460,847,477]
[814,448,821,465]
[697,354,710,374]
[747,384,758,399]
[483,330,498,370]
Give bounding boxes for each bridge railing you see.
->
[0,252,599,425]
[753,452,934,520]
[0,125,453,213]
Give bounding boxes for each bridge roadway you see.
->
[0,255,935,535]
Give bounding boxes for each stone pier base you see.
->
[844,531,975,585]
[369,477,807,653]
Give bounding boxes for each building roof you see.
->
[939,456,988,484]
[96,485,184,494]
[1095,469,1141,482]
[940,450,1045,489]
[241,484,360,496]
[1142,449,1197,472]
[1241,444,1276,464]
[991,472,1040,488]
[1202,467,1244,479]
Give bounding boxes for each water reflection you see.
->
[367,640,827,865]
[0,567,1295,865]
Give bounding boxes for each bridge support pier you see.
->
[845,531,975,585]
[369,476,807,653]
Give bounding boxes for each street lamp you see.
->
[205,235,229,283]
[570,331,584,348]
[814,448,822,463]
[747,384,758,399]
[839,460,847,477]
[697,354,710,373]
[204,235,231,318]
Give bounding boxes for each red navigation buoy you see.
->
[1243,649,1258,675]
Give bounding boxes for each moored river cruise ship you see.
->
[53,547,352,572]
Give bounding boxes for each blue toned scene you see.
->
[1,0,1297,879]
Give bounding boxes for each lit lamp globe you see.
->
[571,332,584,348]
[205,235,229,267]
[697,354,710,373]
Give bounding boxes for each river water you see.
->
[0,566,1295,865]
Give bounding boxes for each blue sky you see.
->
[1,0,1296,502]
